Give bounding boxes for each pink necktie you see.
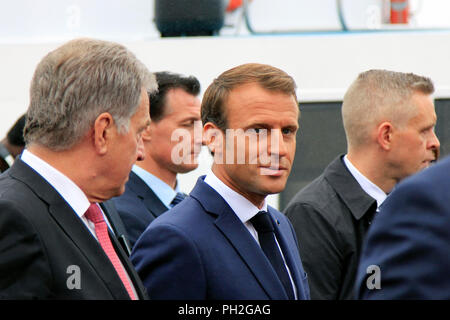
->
[85,203,136,300]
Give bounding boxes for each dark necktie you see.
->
[170,192,186,207]
[250,211,295,300]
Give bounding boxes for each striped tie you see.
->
[85,203,136,300]
[170,192,186,207]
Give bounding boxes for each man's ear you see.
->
[376,121,394,151]
[141,123,152,142]
[93,112,114,155]
[203,122,224,156]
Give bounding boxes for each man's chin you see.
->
[260,179,288,195]
[421,160,433,170]
[110,185,126,199]
[175,162,199,174]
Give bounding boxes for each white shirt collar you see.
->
[204,171,267,224]
[343,155,387,209]
[21,149,90,218]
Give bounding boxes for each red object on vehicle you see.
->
[390,0,409,24]
[226,0,243,12]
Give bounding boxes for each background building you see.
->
[1,0,449,209]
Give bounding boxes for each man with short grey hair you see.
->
[284,69,440,300]
[0,38,156,299]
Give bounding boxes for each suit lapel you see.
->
[108,228,149,299]
[214,210,288,299]
[101,201,133,256]
[50,201,148,299]
[142,194,168,218]
[325,156,377,220]
[128,171,168,218]
[48,201,131,299]
[10,159,131,299]
[268,208,304,299]
[191,177,288,300]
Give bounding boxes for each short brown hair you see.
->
[201,63,298,130]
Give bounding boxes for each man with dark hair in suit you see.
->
[0,38,156,299]
[131,63,310,300]
[0,114,26,173]
[113,71,202,247]
[284,69,440,300]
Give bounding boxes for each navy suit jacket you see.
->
[131,176,310,300]
[113,171,169,247]
[355,155,450,299]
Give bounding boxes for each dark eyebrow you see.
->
[280,120,299,129]
[245,123,271,130]
[181,116,201,122]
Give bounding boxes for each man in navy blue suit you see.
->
[131,63,310,300]
[113,72,202,247]
[356,155,450,299]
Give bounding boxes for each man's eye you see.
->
[247,128,262,134]
[181,121,195,128]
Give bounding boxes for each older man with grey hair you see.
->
[0,38,157,299]
[284,69,440,300]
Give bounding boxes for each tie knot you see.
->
[171,192,186,207]
[85,203,104,224]
[250,211,274,233]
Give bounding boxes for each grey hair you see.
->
[24,38,157,151]
[342,69,434,148]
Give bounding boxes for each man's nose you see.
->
[136,136,145,161]
[429,131,440,159]
[269,129,288,157]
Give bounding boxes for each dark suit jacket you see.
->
[284,155,377,300]
[131,176,310,300]
[113,171,169,247]
[101,200,133,256]
[0,159,148,299]
[355,155,450,299]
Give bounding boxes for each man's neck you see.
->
[26,143,98,200]
[135,159,177,190]
[211,165,266,209]
[346,151,395,194]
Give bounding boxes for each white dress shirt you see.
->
[204,171,298,299]
[204,171,267,241]
[21,150,98,235]
[21,149,138,298]
[343,155,387,212]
